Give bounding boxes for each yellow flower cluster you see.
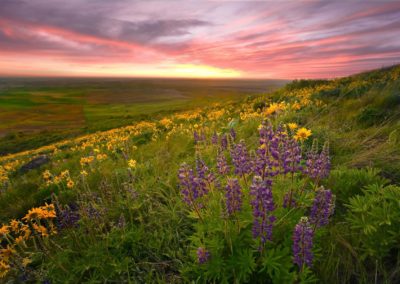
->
[42,169,74,188]
[0,167,9,184]
[159,118,173,128]
[207,109,225,120]
[0,204,57,279]
[174,109,202,121]
[128,159,137,169]
[265,102,287,116]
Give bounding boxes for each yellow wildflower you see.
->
[60,170,70,179]
[128,159,137,169]
[33,224,49,237]
[288,123,298,130]
[66,178,74,189]
[22,258,32,267]
[294,127,312,141]
[42,170,51,180]
[0,225,10,235]
[0,260,10,278]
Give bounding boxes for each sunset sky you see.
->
[1,0,400,79]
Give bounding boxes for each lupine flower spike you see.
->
[250,176,276,248]
[225,178,243,216]
[197,247,211,264]
[292,217,314,269]
[310,187,335,229]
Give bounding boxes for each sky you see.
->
[0,0,400,79]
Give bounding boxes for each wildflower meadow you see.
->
[0,65,400,282]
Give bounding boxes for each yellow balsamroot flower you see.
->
[0,225,10,235]
[0,260,10,278]
[20,225,31,240]
[0,245,16,261]
[96,153,107,161]
[15,236,24,245]
[22,204,56,221]
[128,159,137,169]
[60,170,70,179]
[294,127,312,142]
[292,102,301,110]
[66,178,75,189]
[22,258,32,267]
[42,170,51,180]
[32,224,49,237]
[160,118,173,128]
[80,170,88,177]
[288,123,298,131]
[9,220,20,233]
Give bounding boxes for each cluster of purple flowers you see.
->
[196,159,216,186]
[219,134,227,150]
[193,130,207,144]
[216,152,230,175]
[254,122,301,178]
[182,122,335,269]
[292,217,314,268]
[250,176,276,246]
[178,163,207,206]
[230,140,252,176]
[304,142,331,182]
[56,203,80,230]
[225,178,243,216]
[197,247,211,264]
[310,187,334,228]
[178,160,216,206]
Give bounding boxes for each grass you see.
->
[0,66,399,283]
[0,78,286,155]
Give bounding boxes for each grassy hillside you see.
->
[0,78,285,155]
[0,66,399,283]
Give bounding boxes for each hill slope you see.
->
[0,66,399,283]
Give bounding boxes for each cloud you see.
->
[0,0,400,78]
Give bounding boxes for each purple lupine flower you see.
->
[217,152,230,175]
[193,131,200,143]
[83,203,106,221]
[56,203,80,230]
[220,134,228,150]
[196,159,215,183]
[255,121,284,177]
[310,188,334,228]
[258,120,274,146]
[230,128,237,140]
[231,140,252,176]
[250,176,276,246]
[211,132,218,145]
[178,163,207,206]
[197,247,211,264]
[225,178,243,216]
[254,143,279,178]
[282,138,302,174]
[292,217,314,268]
[304,142,330,181]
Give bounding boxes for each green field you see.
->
[0,78,286,154]
[0,66,400,283]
